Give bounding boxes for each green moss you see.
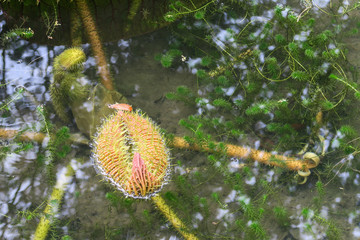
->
[291,71,309,81]
[194,10,205,19]
[275,34,285,44]
[196,69,207,78]
[212,98,232,109]
[217,75,228,86]
[273,206,290,228]
[321,100,334,110]
[305,48,315,59]
[201,56,212,66]
[160,54,173,68]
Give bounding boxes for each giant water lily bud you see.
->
[50,47,88,123]
[54,47,86,72]
[92,104,170,199]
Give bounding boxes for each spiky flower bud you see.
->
[54,47,86,72]
[93,106,170,199]
[50,47,89,123]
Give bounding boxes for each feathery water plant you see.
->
[157,0,360,238]
[156,49,183,68]
[162,0,360,165]
[313,180,325,209]
[273,206,290,229]
[2,0,360,239]
[0,86,25,114]
[1,27,34,46]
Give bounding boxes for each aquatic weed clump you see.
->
[158,0,360,238]
[163,0,360,157]
[1,27,34,46]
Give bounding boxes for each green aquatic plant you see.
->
[105,191,123,208]
[163,0,360,165]
[61,235,72,240]
[0,86,25,114]
[53,47,85,72]
[155,48,183,68]
[1,27,34,46]
[300,207,342,239]
[33,163,75,240]
[313,180,325,210]
[337,125,359,154]
[37,104,71,185]
[273,206,290,229]
[75,0,114,90]
[157,0,360,238]
[165,85,195,105]
[125,0,142,32]
[0,98,79,239]
[249,221,267,239]
[160,53,174,68]
[16,202,44,221]
[164,0,215,23]
[42,1,60,39]
[1,0,360,239]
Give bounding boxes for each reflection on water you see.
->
[0,1,360,239]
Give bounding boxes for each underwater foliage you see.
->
[163,0,360,158]
[2,0,360,239]
[1,27,34,46]
[157,0,360,238]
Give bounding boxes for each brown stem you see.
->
[75,0,114,90]
[152,195,199,240]
[0,128,88,145]
[0,128,317,171]
[0,129,46,143]
[170,137,317,171]
[70,7,83,47]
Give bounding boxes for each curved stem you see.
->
[152,195,199,240]
[170,136,317,171]
[75,0,114,90]
[33,163,75,240]
[0,128,318,171]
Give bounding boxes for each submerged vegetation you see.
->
[1,27,34,46]
[1,0,360,239]
[162,0,360,165]
[157,0,360,238]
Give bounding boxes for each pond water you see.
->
[1,1,360,240]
